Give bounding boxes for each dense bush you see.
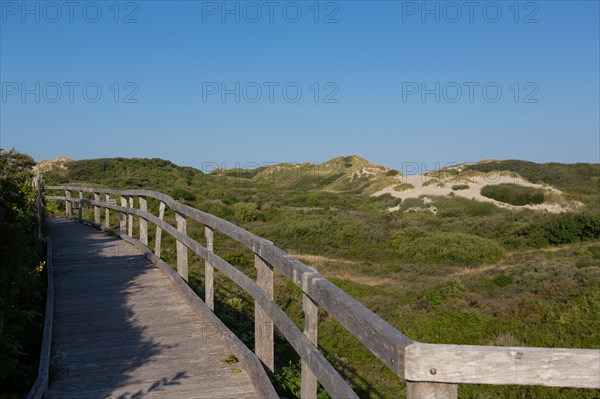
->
[451,184,469,191]
[233,202,258,222]
[0,149,45,396]
[519,213,600,247]
[392,231,504,266]
[481,183,545,206]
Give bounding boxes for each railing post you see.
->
[120,196,127,233]
[104,194,110,228]
[128,196,134,237]
[204,226,215,310]
[139,196,148,245]
[65,190,72,217]
[254,254,274,373]
[406,382,458,399]
[175,212,188,281]
[155,201,166,257]
[301,294,318,399]
[94,192,101,224]
[78,191,83,219]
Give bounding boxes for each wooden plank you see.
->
[254,255,274,373]
[404,342,600,389]
[93,193,101,224]
[106,217,357,398]
[139,196,148,245]
[204,226,214,311]
[175,212,188,281]
[119,196,127,232]
[155,201,166,257]
[47,220,269,399]
[407,382,458,399]
[65,190,72,217]
[128,196,134,237]
[104,194,110,228]
[301,294,318,399]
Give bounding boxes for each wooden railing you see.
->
[44,185,600,398]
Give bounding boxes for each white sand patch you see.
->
[374,172,583,213]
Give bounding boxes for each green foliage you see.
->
[170,187,195,201]
[393,231,504,266]
[385,169,399,177]
[233,202,258,222]
[394,183,414,191]
[39,155,600,399]
[0,149,45,396]
[481,183,545,206]
[465,160,600,195]
[451,184,469,191]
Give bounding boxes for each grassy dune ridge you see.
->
[42,156,600,398]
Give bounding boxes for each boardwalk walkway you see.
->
[46,219,259,399]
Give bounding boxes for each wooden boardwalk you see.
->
[46,219,259,399]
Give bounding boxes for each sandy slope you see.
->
[373,173,581,213]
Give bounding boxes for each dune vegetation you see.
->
[39,155,600,398]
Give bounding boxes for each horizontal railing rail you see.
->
[45,185,600,399]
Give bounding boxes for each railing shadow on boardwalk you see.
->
[50,220,191,398]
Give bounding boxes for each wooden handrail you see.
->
[45,186,600,399]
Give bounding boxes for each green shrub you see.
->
[518,213,600,247]
[543,214,600,245]
[481,183,545,206]
[233,202,258,222]
[0,149,45,395]
[171,187,196,201]
[451,184,469,191]
[395,183,415,191]
[393,232,504,266]
[385,169,399,177]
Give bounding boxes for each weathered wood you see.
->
[82,209,358,398]
[78,191,83,219]
[255,255,274,373]
[155,201,166,257]
[404,343,600,389]
[175,212,188,281]
[300,294,319,399]
[93,193,101,224]
[204,226,215,311]
[128,196,134,237]
[139,196,148,245]
[65,190,72,217]
[45,185,600,396]
[104,194,110,228]
[406,382,458,399]
[119,196,127,232]
[46,220,268,398]
[26,237,54,399]
[301,294,318,399]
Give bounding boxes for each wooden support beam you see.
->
[254,255,274,373]
[407,382,458,399]
[175,212,188,281]
[301,294,319,399]
[127,197,134,237]
[65,190,71,217]
[78,191,83,219]
[139,196,148,245]
[204,226,215,311]
[104,194,110,228]
[93,193,101,224]
[155,201,166,257]
[119,196,127,233]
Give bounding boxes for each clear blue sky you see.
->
[1,0,598,172]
